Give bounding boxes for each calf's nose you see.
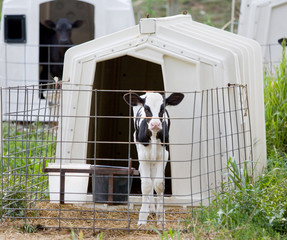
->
[59,39,70,44]
[150,121,161,132]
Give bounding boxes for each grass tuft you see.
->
[264,39,287,155]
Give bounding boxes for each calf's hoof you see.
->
[156,211,165,226]
[137,220,147,226]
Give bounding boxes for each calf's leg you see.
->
[138,161,152,225]
[153,149,168,225]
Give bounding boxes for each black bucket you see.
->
[92,165,137,204]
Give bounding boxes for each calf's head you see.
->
[123,92,184,133]
[44,18,83,44]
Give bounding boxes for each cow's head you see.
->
[44,18,83,44]
[124,92,184,133]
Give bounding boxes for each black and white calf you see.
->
[123,92,184,225]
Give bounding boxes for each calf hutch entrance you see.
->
[88,56,167,195]
[0,15,266,231]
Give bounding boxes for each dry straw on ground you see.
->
[0,202,195,239]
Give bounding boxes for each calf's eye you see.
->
[144,106,152,118]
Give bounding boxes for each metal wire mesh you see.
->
[0,83,253,232]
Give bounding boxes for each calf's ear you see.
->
[123,93,144,106]
[165,93,184,106]
[44,20,56,29]
[72,20,84,28]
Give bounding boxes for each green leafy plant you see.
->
[69,225,84,240]
[190,154,287,238]
[264,39,287,155]
[69,225,103,240]
[97,232,103,240]
[22,223,36,233]
[1,121,57,217]
[223,157,252,191]
[152,227,181,240]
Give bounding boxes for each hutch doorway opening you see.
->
[87,55,172,195]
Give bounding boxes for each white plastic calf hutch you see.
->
[238,0,287,68]
[51,14,267,206]
[0,0,135,120]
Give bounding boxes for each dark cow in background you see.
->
[39,18,83,98]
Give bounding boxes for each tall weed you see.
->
[1,121,56,217]
[264,40,287,154]
[193,156,287,238]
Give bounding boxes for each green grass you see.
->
[192,155,287,238]
[1,121,56,177]
[152,227,181,240]
[1,121,57,218]
[264,40,287,155]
